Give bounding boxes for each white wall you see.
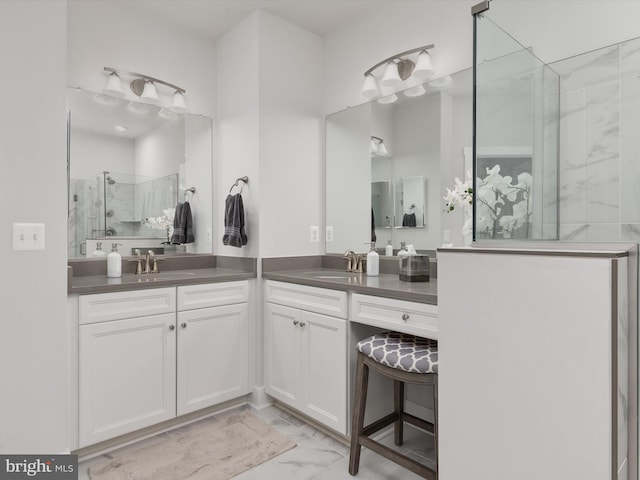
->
[215,12,260,258]
[135,118,185,179]
[393,93,441,249]
[0,0,69,453]
[67,1,216,118]
[215,10,324,259]
[184,115,214,254]
[70,129,135,180]
[258,11,324,258]
[323,0,476,115]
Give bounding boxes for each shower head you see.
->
[106,176,116,185]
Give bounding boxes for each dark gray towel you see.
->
[402,213,417,227]
[223,194,247,247]
[171,201,194,244]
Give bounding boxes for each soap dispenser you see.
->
[366,242,379,277]
[385,240,393,256]
[92,242,107,258]
[398,242,409,268]
[107,243,122,278]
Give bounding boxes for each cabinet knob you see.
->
[300,322,306,327]
[169,324,175,331]
[293,320,299,326]
[402,313,410,321]
[181,322,187,328]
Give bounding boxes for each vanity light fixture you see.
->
[371,136,390,157]
[404,84,426,97]
[428,75,453,88]
[377,93,398,105]
[360,45,435,99]
[103,67,187,113]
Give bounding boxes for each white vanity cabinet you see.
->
[176,281,249,415]
[77,281,249,448]
[350,293,438,340]
[264,280,348,434]
[78,288,177,447]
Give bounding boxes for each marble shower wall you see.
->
[66,173,178,256]
[552,36,640,241]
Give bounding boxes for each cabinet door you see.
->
[176,303,249,416]
[78,313,176,447]
[300,310,347,435]
[264,303,301,407]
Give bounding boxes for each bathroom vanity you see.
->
[262,256,438,437]
[67,255,256,451]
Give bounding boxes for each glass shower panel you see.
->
[474,13,559,240]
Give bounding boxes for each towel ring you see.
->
[184,187,196,201]
[229,176,249,194]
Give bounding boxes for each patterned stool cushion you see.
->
[357,332,438,374]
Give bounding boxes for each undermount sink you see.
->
[147,271,197,280]
[303,270,360,279]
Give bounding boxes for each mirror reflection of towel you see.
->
[223,193,247,247]
[371,208,376,242]
[402,213,416,227]
[171,201,195,244]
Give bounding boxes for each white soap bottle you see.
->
[385,240,393,256]
[366,242,379,277]
[107,243,122,278]
[92,241,107,258]
[398,242,409,267]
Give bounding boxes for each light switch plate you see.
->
[310,226,320,243]
[13,223,45,251]
[326,226,334,242]
[206,227,212,244]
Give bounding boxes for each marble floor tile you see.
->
[78,404,435,480]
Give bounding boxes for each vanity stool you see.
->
[349,331,438,479]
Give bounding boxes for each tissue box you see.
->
[399,254,430,282]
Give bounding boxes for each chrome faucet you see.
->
[343,250,357,272]
[129,249,144,275]
[343,250,364,273]
[145,250,160,274]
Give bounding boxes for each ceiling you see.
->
[117,0,374,41]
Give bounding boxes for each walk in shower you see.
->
[472,1,559,240]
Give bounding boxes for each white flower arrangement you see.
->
[143,207,176,243]
[444,165,533,239]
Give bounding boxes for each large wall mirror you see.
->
[67,88,213,258]
[325,68,472,256]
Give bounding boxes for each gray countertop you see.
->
[68,255,257,295]
[262,269,437,305]
[68,268,256,295]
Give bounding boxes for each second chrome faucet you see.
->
[343,250,365,273]
[131,249,161,274]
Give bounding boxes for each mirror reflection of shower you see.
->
[69,171,178,256]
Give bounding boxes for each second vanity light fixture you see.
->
[103,67,187,113]
[370,136,390,157]
[361,45,435,101]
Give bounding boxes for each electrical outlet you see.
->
[326,226,334,242]
[13,223,45,251]
[310,226,320,243]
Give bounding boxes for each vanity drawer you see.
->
[350,294,438,339]
[264,280,348,319]
[79,287,176,325]
[177,281,249,311]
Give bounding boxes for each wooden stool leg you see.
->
[433,382,438,475]
[349,353,370,476]
[394,379,404,446]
